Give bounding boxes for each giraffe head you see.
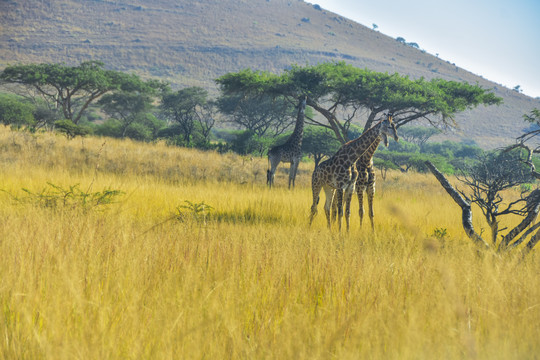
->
[380,113,399,147]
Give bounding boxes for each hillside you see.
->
[1,0,539,148]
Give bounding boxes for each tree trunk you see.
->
[488,217,498,245]
[306,99,347,144]
[425,161,490,249]
[500,189,540,251]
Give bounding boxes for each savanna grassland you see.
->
[1,126,540,359]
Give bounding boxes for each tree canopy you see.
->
[0,93,35,127]
[98,91,155,138]
[302,126,341,167]
[160,87,210,145]
[216,62,502,144]
[217,93,295,137]
[398,126,441,145]
[0,61,164,124]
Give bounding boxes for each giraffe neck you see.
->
[357,136,381,163]
[344,122,382,160]
[286,98,306,146]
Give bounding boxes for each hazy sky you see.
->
[312,0,540,98]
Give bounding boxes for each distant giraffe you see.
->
[267,95,307,189]
[309,114,398,231]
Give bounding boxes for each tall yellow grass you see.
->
[1,126,539,359]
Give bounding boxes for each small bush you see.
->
[5,182,124,212]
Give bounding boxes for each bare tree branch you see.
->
[523,229,540,255]
[500,189,540,250]
[425,161,490,249]
[504,142,540,180]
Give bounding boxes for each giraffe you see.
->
[267,95,307,189]
[309,114,398,231]
[346,116,398,230]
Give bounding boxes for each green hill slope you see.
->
[1,0,538,147]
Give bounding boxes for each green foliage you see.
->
[161,87,209,145]
[140,113,166,140]
[54,119,92,139]
[373,157,399,171]
[217,93,295,137]
[423,154,456,175]
[398,126,440,145]
[229,130,272,156]
[33,105,60,129]
[386,140,420,153]
[432,228,448,240]
[0,93,35,127]
[94,118,123,138]
[421,140,482,159]
[175,200,213,224]
[376,151,452,174]
[346,124,364,140]
[520,108,540,143]
[0,61,504,166]
[375,135,485,175]
[217,62,502,143]
[0,61,163,125]
[460,150,535,188]
[123,121,153,142]
[94,112,164,143]
[98,91,156,138]
[373,157,400,179]
[302,126,341,167]
[5,182,124,211]
[523,108,540,124]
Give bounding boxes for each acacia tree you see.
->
[427,108,540,256]
[161,87,210,145]
[217,93,295,137]
[0,61,162,125]
[216,62,502,144]
[426,153,540,254]
[398,126,441,146]
[195,100,219,144]
[98,92,155,138]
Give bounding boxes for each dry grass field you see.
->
[1,126,539,359]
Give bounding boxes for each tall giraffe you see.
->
[309,114,398,231]
[267,95,307,189]
[340,116,398,230]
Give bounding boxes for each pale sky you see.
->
[312,0,540,98]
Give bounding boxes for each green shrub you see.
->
[0,93,35,127]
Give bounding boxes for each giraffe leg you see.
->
[344,168,359,232]
[309,173,323,226]
[356,184,366,228]
[323,186,336,229]
[344,185,355,232]
[289,158,300,189]
[331,193,338,224]
[334,189,344,232]
[356,167,369,229]
[267,154,281,188]
[367,167,376,231]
